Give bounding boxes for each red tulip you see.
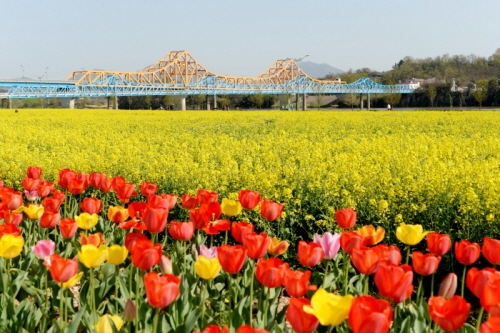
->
[260,200,283,221]
[242,232,271,259]
[140,181,158,196]
[45,254,79,283]
[67,178,86,195]
[466,267,500,299]
[483,237,500,265]
[286,297,319,333]
[481,279,500,316]
[128,201,148,220]
[428,296,470,332]
[335,208,356,228]
[3,191,23,210]
[51,190,66,204]
[131,239,162,270]
[255,257,289,288]
[340,231,367,255]
[0,224,22,237]
[143,272,180,308]
[348,295,393,333]
[42,197,62,211]
[372,244,402,266]
[0,211,23,225]
[427,232,451,256]
[411,251,441,276]
[148,194,177,210]
[298,241,325,267]
[37,180,53,198]
[22,177,40,191]
[202,219,231,235]
[351,247,380,275]
[80,197,102,214]
[143,207,168,234]
[190,207,210,229]
[455,240,480,265]
[231,222,254,243]
[168,221,194,241]
[480,316,500,333]
[58,218,78,239]
[80,232,105,247]
[58,168,76,189]
[197,189,218,204]
[111,175,126,189]
[124,232,149,252]
[27,166,42,179]
[217,244,247,274]
[115,182,137,203]
[204,202,222,221]
[99,178,113,192]
[283,268,317,298]
[39,210,61,229]
[238,190,261,210]
[181,194,199,209]
[89,172,107,189]
[374,263,413,304]
[236,325,269,333]
[193,325,229,333]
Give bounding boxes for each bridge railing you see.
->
[0,79,76,84]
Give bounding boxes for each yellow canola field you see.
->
[1,109,499,240]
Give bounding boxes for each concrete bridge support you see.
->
[302,93,307,111]
[367,93,371,110]
[61,98,75,109]
[0,99,10,108]
[360,94,363,110]
[181,96,186,111]
[214,95,217,110]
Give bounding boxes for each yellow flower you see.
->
[75,213,99,230]
[61,272,83,288]
[107,245,128,265]
[94,314,124,333]
[24,204,44,220]
[194,255,221,280]
[303,289,353,326]
[357,225,385,245]
[107,206,129,223]
[396,223,429,246]
[220,198,242,216]
[78,245,108,268]
[267,237,289,256]
[0,234,25,259]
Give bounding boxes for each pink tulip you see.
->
[31,240,55,263]
[24,189,40,201]
[313,232,341,259]
[160,255,173,274]
[192,244,218,260]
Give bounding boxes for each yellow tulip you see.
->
[61,272,83,289]
[24,204,44,220]
[107,245,128,265]
[396,223,429,246]
[94,314,124,333]
[267,237,289,256]
[78,244,108,268]
[0,234,25,259]
[221,198,242,216]
[75,213,99,230]
[303,289,353,326]
[357,225,385,245]
[194,255,221,280]
[107,206,129,223]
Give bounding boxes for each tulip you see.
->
[140,181,158,196]
[236,325,269,333]
[61,272,83,289]
[483,237,500,265]
[80,197,102,214]
[195,256,221,280]
[428,296,470,332]
[123,299,137,322]
[58,168,76,189]
[160,194,178,210]
[221,198,242,216]
[0,234,24,259]
[286,297,319,333]
[0,224,21,237]
[242,232,271,259]
[190,207,209,229]
[143,206,168,234]
[374,263,413,304]
[37,181,53,198]
[439,273,458,300]
[51,190,66,203]
[197,189,218,204]
[89,172,107,189]
[283,268,317,298]
[480,316,500,333]
[114,182,137,203]
[260,200,283,221]
[31,240,55,261]
[68,178,87,195]
[231,221,254,243]
[78,244,108,268]
[42,197,62,211]
[193,325,229,333]
[267,237,289,256]
[255,257,289,288]
[131,239,162,270]
[58,217,78,239]
[45,254,79,283]
[147,194,172,210]
[79,232,105,247]
[202,219,231,235]
[466,267,500,299]
[335,208,356,228]
[204,202,222,220]
[351,247,380,275]
[0,211,23,225]
[481,279,500,316]
[217,244,247,274]
[124,232,149,252]
[168,221,194,241]
[160,255,173,274]
[27,166,42,179]
[427,232,451,256]
[298,241,325,267]
[24,189,40,201]
[193,244,218,260]
[348,295,393,333]
[75,212,99,230]
[356,225,385,245]
[455,240,481,265]
[396,223,429,246]
[313,232,341,259]
[107,205,129,223]
[181,194,199,209]
[39,210,61,229]
[238,190,261,210]
[373,244,402,266]
[340,231,367,255]
[107,245,128,265]
[3,191,23,210]
[94,314,124,333]
[303,288,353,326]
[24,204,44,220]
[412,251,441,276]
[22,177,40,191]
[111,175,126,189]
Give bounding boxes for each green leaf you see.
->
[65,305,86,333]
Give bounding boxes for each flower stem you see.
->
[430,272,435,297]
[183,241,187,275]
[115,265,119,309]
[90,268,96,323]
[406,246,411,265]
[461,265,467,297]
[200,280,206,328]
[263,287,270,327]
[152,308,159,333]
[416,276,423,300]
[322,260,330,290]
[363,274,369,295]
[249,261,256,323]
[475,307,484,333]
[343,253,350,295]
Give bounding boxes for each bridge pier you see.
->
[214,95,217,110]
[302,93,307,111]
[61,98,75,109]
[181,96,186,111]
[367,93,371,110]
[360,94,363,110]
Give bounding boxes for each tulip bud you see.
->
[123,299,136,322]
[438,273,457,300]
[160,255,173,274]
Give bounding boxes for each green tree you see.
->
[472,80,488,109]
[251,94,265,109]
[426,85,437,107]
[162,96,174,109]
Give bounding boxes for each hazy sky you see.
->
[1,0,499,80]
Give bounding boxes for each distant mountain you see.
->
[298,61,344,79]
